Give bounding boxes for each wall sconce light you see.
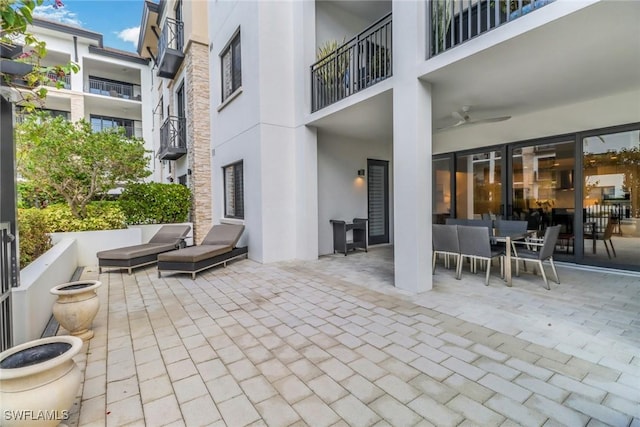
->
[187,169,192,176]
[357,169,366,177]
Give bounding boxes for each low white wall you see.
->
[50,228,141,267]
[12,238,78,345]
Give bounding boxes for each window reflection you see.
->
[512,142,574,235]
[433,158,451,224]
[583,130,640,266]
[456,151,502,219]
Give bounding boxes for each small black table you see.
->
[330,218,368,255]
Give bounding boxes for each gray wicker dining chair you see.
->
[457,225,504,286]
[512,225,561,290]
[432,224,460,275]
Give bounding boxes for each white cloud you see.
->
[33,5,82,27]
[117,27,140,46]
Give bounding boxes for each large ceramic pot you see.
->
[50,280,102,341]
[0,336,83,427]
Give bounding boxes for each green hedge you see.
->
[17,209,52,269]
[18,202,126,268]
[43,202,127,232]
[118,183,191,225]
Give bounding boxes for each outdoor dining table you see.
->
[491,231,534,286]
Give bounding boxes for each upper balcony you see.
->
[85,77,141,101]
[157,18,185,79]
[44,71,71,90]
[430,0,555,57]
[158,116,187,160]
[311,13,392,113]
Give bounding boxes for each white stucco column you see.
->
[294,0,318,261]
[295,126,319,260]
[392,1,433,292]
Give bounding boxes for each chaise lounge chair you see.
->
[157,224,248,279]
[97,224,191,274]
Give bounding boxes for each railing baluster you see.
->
[450,0,455,50]
[466,0,471,41]
[476,0,481,37]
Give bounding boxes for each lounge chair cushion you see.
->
[157,245,232,263]
[201,224,244,247]
[97,243,178,260]
[148,224,191,244]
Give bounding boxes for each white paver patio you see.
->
[64,246,639,426]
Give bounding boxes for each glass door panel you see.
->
[368,159,389,245]
[456,151,502,219]
[583,130,640,269]
[432,157,451,224]
[512,141,575,255]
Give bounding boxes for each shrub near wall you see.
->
[18,202,126,268]
[17,209,53,269]
[119,183,191,225]
[43,202,127,232]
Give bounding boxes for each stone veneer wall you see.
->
[69,93,84,122]
[185,41,212,244]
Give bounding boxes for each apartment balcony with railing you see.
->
[158,116,187,160]
[430,0,555,57]
[86,77,141,101]
[45,71,71,89]
[311,13,392,113]
[157,17,185,79]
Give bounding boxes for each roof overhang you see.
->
[137,0,160,57]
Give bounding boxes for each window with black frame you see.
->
[221,30,241,102]
[224,161,244,219]
[90,115,135,137]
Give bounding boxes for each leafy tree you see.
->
[16,114,151,219]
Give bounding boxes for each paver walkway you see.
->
[66,246,639,426]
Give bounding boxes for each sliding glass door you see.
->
[582,129,640,269]
[511,140,576,257]
[432,124,640,271]
[455,150,503,220]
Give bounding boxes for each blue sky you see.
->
[33,0,146,53]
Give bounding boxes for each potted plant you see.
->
[0,335,83,427]
[50,280,102,341]
[314,38,349,102]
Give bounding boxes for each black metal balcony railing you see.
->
[311,13,392,112]
[45,71,71,89]
[1,222,14,352]
[430,0,554,57]
[159,116,187,160]
[157,18,185,79]
[87,77,141,100]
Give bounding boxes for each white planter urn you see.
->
[50,280,102,341]
[0,336,83,427]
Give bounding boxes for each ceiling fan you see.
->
[437,106,511,131]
